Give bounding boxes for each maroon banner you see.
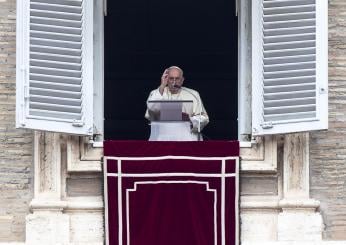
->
[104,141,239,245]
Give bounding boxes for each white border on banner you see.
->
[221,159,226,245]
[103,155,239,245]
[126,181,217,245]
[118,160,123,245]
[103,158,109,245]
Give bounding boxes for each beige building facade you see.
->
[0,0,346,244]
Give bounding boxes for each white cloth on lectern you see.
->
[148,122,197,141]
[145,86,209,132]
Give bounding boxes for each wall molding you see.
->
[67,136,102,172]
[240,136,278,172]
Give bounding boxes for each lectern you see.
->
[147,100,196,141]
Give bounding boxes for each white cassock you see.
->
[145,86,209,141]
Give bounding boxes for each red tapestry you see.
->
[104,141,239,245]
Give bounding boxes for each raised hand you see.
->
[159,69,169,94]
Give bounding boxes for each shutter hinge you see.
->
[319,87,327,94]
[72,120,84,127]
[261,121,273,129]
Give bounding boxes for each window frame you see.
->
[93,0,105,143]
[95,0,253,145]
[237,0,252,142]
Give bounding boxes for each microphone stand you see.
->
[175,86,202,141]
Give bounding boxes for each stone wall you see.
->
[1,0,346,242]
[310,0,346,240]
[0,0,33,242]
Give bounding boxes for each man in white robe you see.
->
[145,66,209,141]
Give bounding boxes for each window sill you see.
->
[93,140,254,148]
[239,141,254,148]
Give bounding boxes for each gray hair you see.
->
[167,66,184,77]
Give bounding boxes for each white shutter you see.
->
[16,0,93,135]
[252,0,328,135]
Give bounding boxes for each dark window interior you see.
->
[104,0,238,140]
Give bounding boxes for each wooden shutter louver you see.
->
[252,0,328,135]
[16,0,93,135]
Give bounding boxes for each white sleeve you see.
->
[148,88,165,100]
[190,91,209,132]
[145,88,164,120]
[190,114,209,132]
[147,88,164,110]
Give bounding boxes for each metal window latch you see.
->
[72,121,84,127]
[261,121,273,129]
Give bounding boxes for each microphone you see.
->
[178,87,203,140]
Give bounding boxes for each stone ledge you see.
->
[0,244,102,245]
[279,198,320,211]
[241,200,280,210]
[0,243,25,245]
[65,197,103,212]
[30,199,67,212]
[242,242,346,245]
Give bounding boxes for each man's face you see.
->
[167,68,184,94]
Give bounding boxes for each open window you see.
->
[104,0,239,140]
[16,0,328,140]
